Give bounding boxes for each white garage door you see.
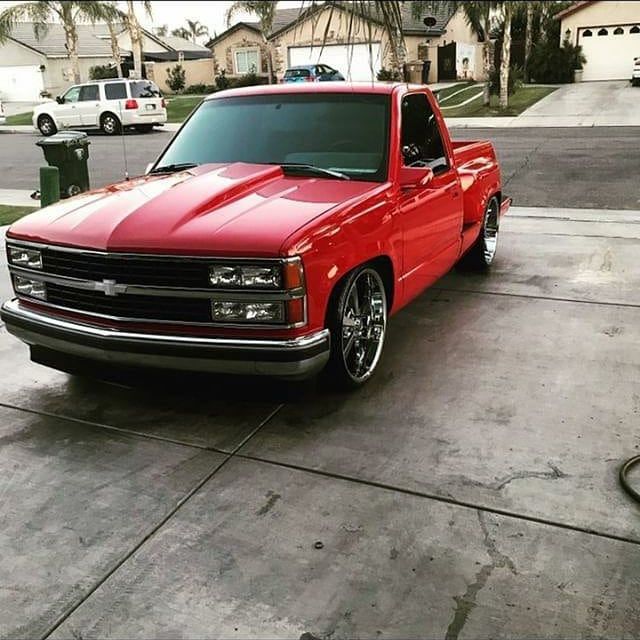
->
[579,25,640,81]
[0,65,44,101]
[288,43,381,81]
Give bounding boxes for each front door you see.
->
[77,84,101,127]
[56,86,82,128]
[438,41,457,81]
[398,92,463,301]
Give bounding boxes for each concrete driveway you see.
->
[1,202,640,638]
[518,80,640,126]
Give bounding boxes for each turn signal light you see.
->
[286,298,305,325]
[125,99,138,110]
[283,258,305,290]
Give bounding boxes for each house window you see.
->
[582,29,592,37]
[597,28,608,36]
[234,49,259,74]
[613,27,624,35]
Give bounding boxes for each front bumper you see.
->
[0,299,330,378]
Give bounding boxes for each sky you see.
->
[0,1,304,43]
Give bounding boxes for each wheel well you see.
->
[38,113,53,123]
[324,256,395,327]
[100,111,119,124]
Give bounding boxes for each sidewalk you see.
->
[0,189,39,207]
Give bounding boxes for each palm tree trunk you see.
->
[482,13,491,106]
[127,0,144,78]
[63,23,81,84]
[262,35,273,84]
[108,22,123,78]
[499,5,512,109]
[524,2,533,82]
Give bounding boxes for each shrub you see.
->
[214,69,232,91]
[377,67,402,81]
[528,37,586,83]
[233,72,267,88]
[184,83,215,94]
[89,64,118,80]
[166,64,186,93]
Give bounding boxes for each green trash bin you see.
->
[36,131,90,198]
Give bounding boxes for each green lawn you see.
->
[4,96,204,127]
[5,111,33,125]
[444,85,557,117]
[433,81,478,106]
[165,96,204,122]
[0,205,38,225]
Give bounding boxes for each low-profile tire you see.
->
[37,114,57,136]
[458,195,500,271]
[135,124,154,133]
[324,265,388,390]
[100,112,121,135]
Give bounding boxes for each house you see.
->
[0,22,113,101]
[207,2,483,83]
[557,0,640,81]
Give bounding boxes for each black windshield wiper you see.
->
[149,162,199,174]
[279,163,350,180]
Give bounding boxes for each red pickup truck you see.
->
[2,83,510,388]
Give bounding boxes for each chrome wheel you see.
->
[340,269,387,383]
[101,114,119,135]
[482,197,500,264]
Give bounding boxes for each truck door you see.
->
[398,92,463,299]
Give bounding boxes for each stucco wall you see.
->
[146,58,215,93]
[44,56,112,96]
[560,0,640,45]
[210,26,269,77]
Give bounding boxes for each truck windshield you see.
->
[156,93,390,182]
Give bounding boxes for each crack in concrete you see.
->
[444,511,517,640]
[503,137,548,189]
[492,462,568,491]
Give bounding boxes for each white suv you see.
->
[633,56,640,86]
[32,78,167,136]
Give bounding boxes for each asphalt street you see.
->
[0,126,639,210]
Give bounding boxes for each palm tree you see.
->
[497,1,516,108]
[125,0,152,79]
[155,24,168,37]
[523,1,534,82]
[0,0,121,84]
[226,1,278,83]
[107,19,123,77]
[171,26,191,40]
[186,19,209,43]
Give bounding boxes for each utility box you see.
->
[36,131,90,198]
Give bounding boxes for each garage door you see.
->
[579,24,640,81]
[288,43,381,81]
[0,65,44,101]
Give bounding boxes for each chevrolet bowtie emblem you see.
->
[95,279,127,296]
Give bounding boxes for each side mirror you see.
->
[56,96,64,104]
[399,166,434,189]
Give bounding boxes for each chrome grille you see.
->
[46,283,211,323]
[41,248,210,288]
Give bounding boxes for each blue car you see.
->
[283,64,346,83]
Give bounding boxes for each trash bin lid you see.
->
[36,130,90,147]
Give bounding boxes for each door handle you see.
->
[446,185,460,197]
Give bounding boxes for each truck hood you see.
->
[8,163,381,256]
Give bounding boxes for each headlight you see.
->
[8,246,42,269]
[211,301,284,323]
[209,264,282,289]
[13,276,47,300]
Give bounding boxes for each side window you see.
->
[105,82,127,100]
[401,93,448,174]
[62,86,81,103]
[79,85,99,101]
